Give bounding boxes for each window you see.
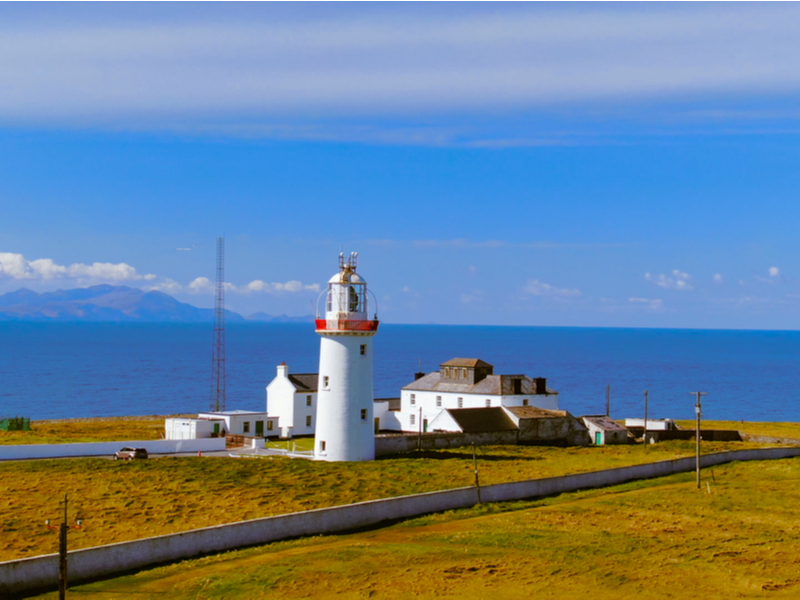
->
[267,421,274,431]
[445,367,450,378]
[485,399,491,407]
[458,397,463,408]
[523,398,529,407]
[462,368,467,379]
[361,409,367,420]
[243,421,250,434]
[360,344,366,356]
[306,415,312,427]
[410,414,416,426]
[410,393,416,405]
[436,396,442,407]
[513,379,522,395]
[320,440,326,452]
[306,395,312,406]
[323,376,329,388]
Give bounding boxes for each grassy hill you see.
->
[28,457,800,599]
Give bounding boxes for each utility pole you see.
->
[606,384,610,417]
[210,236,226,412]
[472,443,482,505]
[643,390,648,449]
[691,392,707,489]
[45,493,82,600]
[417,407,422,452]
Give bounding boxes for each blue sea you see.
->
[0,323,798,423]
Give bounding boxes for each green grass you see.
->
[0,436,787,562]
[266,437,315,452]
[32,457,800,599]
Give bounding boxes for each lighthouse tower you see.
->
[314,252,379,462]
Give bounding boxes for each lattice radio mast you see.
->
[210,236,226,412]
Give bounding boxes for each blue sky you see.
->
[2,2,800,328]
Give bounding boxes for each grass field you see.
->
[0,416,168,445]
[0,430,792,563]
[29,457,800,599]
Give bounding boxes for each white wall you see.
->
[374,402,402,432]
[0,438,226,461]
[315,334,375,461]
[266,364,296,434]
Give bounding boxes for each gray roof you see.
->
[288,373,318,393]
[403,372,557,396]
[445,407,518,433]
[505,406,567,419]
[581,415,628,431]
[441,358,493,368]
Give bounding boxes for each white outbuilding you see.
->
[265,363,318,439]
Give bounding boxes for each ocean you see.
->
[0,322,798,423]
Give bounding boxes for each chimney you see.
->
[534,377,547,395]
[414,372,425,381]
[277,363,288,378]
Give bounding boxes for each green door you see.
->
[423,419,428,432]
[595,432,602,445]
[255,421,264,436]
[213,423,220,435]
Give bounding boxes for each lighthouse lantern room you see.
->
[314,252,379,461]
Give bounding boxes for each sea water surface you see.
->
[0,322,798,422]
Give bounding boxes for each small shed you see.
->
[581,415,630,445]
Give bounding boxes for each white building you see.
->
[398,358,558,433]
[581,415,630,445]
[314,252,379,462]
[196,410,277,438]
[265,363,318,438]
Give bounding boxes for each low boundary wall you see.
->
[0,438,226,461]
[2,446,799,596]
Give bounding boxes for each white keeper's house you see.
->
[398,358,559,433]
[265,363,318,439]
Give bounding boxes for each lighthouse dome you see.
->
[328,272,367,285]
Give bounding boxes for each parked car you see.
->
[114,447,148,460]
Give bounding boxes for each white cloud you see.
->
[713,273,723,284]
[769,266,780,277]
[188,277,214,294]
[629,297,664,310]
[0,251,155,283]
[189,277,320,295]
[645,270,693,291]
[524,279,581,297]
[146,278,183,294]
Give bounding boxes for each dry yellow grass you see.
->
[0,436,785,563]
[31,457,800,599]
[0,416,168,445]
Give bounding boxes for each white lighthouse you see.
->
[314,252,379,462]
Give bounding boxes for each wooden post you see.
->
[472,443,481,505]
[59,493,67,600]
[606,385,610,417]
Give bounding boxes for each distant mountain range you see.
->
[0,285,314,323]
